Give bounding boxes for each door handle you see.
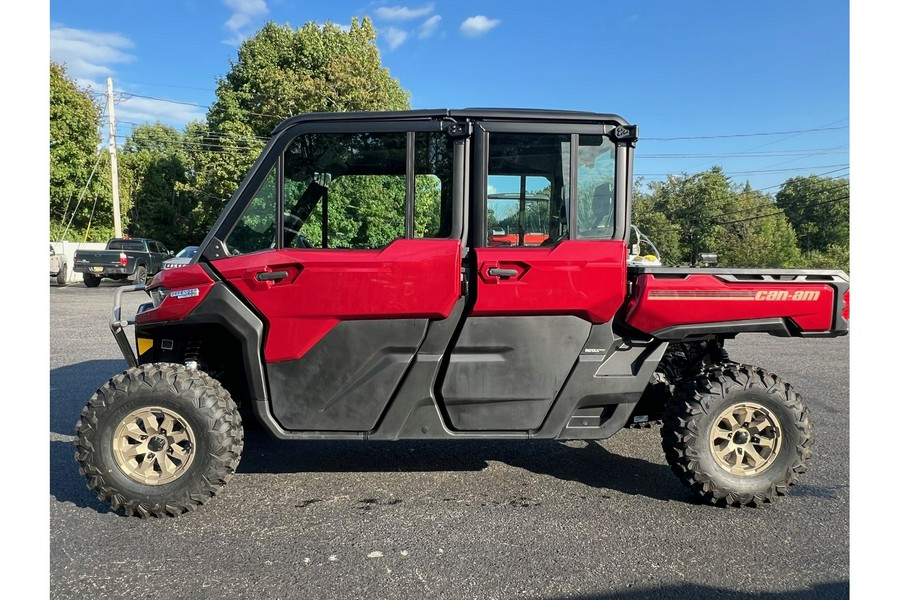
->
[487,268,518,278]
[256,270,289,281]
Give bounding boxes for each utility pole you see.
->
[106,77,123,238]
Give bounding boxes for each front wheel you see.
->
[75,363,244,517]
[661,364,812,507]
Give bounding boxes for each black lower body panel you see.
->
[267,319,427,431]
[440,316,592,430]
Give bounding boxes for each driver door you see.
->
[208,120,466,432]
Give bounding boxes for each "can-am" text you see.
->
[755,290,820,301]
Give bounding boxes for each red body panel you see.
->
[624,273,837,335]
[137,265,216,324]
[210,239,462,363]
[473,240,628,322]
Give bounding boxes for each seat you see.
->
[580,183,612,238]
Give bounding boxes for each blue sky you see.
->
[47,0,850,193]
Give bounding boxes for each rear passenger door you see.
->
[440,122,629,431]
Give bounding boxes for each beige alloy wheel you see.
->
[708,401,782,477]
[112,406,197,485]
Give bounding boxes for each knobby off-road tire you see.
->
[661,364,812,507]
[82,273,101,287]
[75,363,243,517]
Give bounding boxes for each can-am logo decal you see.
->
[755,290,820,301]
[648,289,821,301]
[170,288,200,299]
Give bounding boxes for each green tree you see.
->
[632,169,803,268]
[120,123,197,249]
[50,61,113,241]
[776,175,850,254]
[187,17,412,247]
[632,168,733,265]
[208,18,409,137]
[715,185,801,268]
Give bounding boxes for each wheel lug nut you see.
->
[146,453,154,460]
[140,435,147,440]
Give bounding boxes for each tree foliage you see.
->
[208,18,409,137]
[119,123,197,249]
[632,168,843,270]
[186,17,411,236]
[777,175,850,253]
[50,61,115,241]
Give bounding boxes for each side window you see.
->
[283,132,407,250]
[414,132,454,238]
[575,135,617,239]
[224,165,277,255]
[486,133,571,247]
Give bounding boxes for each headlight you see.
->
[150,286,169,308]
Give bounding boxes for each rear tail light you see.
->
[119,252,128,266]
[842,290,849,321]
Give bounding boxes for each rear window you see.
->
[108,240,146,251]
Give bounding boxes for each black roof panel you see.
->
[271,108,628,135]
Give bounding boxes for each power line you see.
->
[711,195,849,226]
[639,146,848,159]
[643,125,849,142]
[117,92,289,120]
[634,173,851,234]
[119,92,209,109]
[636,164,849,177]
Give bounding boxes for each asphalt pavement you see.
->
[49,281,850,600]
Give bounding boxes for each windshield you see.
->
[176,246,198,259]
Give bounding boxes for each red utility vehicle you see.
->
[75,109,848,517]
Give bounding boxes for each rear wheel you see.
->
[133,265,147,285]
[83,273,101,287]
[661,364,812,507]
[56,262,68,285]
[75,363,244,517]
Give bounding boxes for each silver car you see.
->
[162,246,199,269]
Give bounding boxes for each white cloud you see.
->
[50,25,207,131]
[460,15,501,37]
[384,27,409,50]
[418,15,441,39]
[50,26,135,90]
[222,0,269,45]
[114,96,207,129]
[375,3,435,21]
